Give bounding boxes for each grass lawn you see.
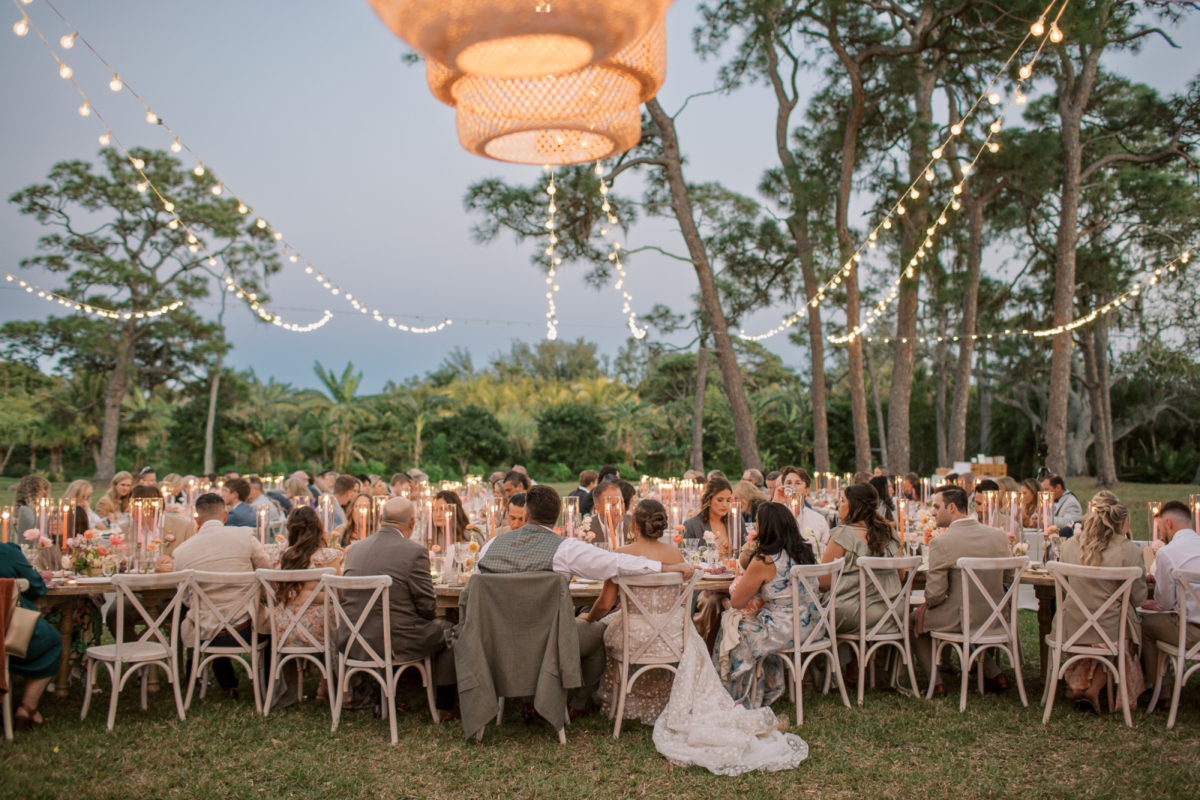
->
[3,609,1200,799]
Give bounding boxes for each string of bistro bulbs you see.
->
[740,0,1069,343]
[3,270,185,320]
[542,166,561,340]
[18,0,449,335]
[12,7,332,332]
[860,246,1194,345]
[596,162,647,339]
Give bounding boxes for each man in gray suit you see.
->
[338,496,458,720]
[910,485,1014,696]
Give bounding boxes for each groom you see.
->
[474,484,696,717]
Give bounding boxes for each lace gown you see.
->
[270,547,343,647]
[596,583,685,724]
[712,551,817,708]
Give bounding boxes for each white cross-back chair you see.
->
[185,571,268,712]
[325,574,438,744]
[929,556,1030,712]
[610,571,702,738]
[749,558,850,724]
[837,555,923,705]
[256,567,337,716]
[81,570,192,732]
[1146,568,1200,729]
[1041,561,1140,727]
[3,578,30,741]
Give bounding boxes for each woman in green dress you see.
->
[818,483,907,686]
[2,541,63,730]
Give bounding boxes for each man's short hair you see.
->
[579,469,599,488]
[195,492,225,517]
[223,470,240,480]
[591,479,623,505]
[936,486,970,515]
[333,475,359,495]
[904,472,920,485]
[525,484,561,526]
[1045,474,1066,490]
[766,470,781,482]
[508,492,527,508]
[597,464,619,482]
[248,476,263,490]
[1158,500,1191,527]
[318,469,336,479]
[975,479,1000,493]
[225,477,250,503]
[779,466,811,488]
[853,471,872,485]
[615,479,636,507]
[944,472,959,482]
[390,472,411,487]
[742,468,764,487]
[961,472,976,482]
[503,470,531,490]
[706,469,726,482]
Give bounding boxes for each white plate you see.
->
[69,576,111,584]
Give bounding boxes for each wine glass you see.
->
[101,558,115,579]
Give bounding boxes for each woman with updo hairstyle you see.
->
[587,499,686,724]
[270,506,344,700]
[1053,493,1146,714]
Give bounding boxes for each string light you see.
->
[3,270,185,320]
[596,161,646,339]
[543,165,559,340]
[14,16,28,36]
[741,0,1067,343]
[19,0,449,337]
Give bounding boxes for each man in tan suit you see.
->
[338,496,458,720]
[911,485,1014,696]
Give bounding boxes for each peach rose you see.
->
[83,529,97,540]
[108,534,124,546]
[467,541,480,553]
[672,533,683,544]
[431,544,441,553]
[96,545,110,557]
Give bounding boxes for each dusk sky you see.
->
[2,2,1197,394]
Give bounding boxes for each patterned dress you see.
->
[270,547,343,648]
[712,551,817,708]
[596,583,685,724]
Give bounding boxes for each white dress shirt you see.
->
[250,492,282,524]
[799,505,830,545]
[1154,528,1200,626]
[476,525,663,582]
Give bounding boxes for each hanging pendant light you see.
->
[366,0,671,79]
[429,17,666,164]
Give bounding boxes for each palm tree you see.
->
[313,362,377,471]
[387,384,453,466]
[605,393,659,466]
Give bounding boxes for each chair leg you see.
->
[184,650,198,711]
[424,660,439,725]
[81,658,95,720]
[170,657,186,722]
[1117,653,1132,729]
[497,697,505,726]
[2,665,11,741]
[795,656,805,726]
[264,653,279,717]
[1011,642,1029,708]
[830,649,851,709]
[976,652,985,698]
[331,662,346,733]
[961,647,972,713]
[1147,659,1166,714]
[250,647,262,714]
[140,666,149,711]
[926,642,943,700]
[386,670,399,746]
[1042,650,1061,724]
[613,658,629,740]
[857,644,866,707]
[1167,661,1184,729]
[105,664,122,732]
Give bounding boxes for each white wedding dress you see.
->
[653,625,809,776]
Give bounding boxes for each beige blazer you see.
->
[171,520,273,640]
[1054,536,1147,646]
[923,517,1014,634]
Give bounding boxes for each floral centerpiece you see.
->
[66,529,110,576]
[23,528,53,564]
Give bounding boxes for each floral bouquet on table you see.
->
[66,529,111,575]
[1011,540,1030,557]
[1045,525,1060,561]
[579,514,597,542]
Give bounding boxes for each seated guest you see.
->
[819,484,905,684]
[433,490,485,548]
[714,502,818,707]
[282,476,313,512]
[1055,494,1146,714]
[908,486,1014,696]
[741,468,765,490]
[771,467,830,546]
[588,480,627,545]
[161,474,186,503]
[902,472,921,502]
[501,470,531,502]
[95,471,133,521]
[271,506,344,701]
[389,472,412,499]
[868,475,896,525]
[335,492,374,548]
[682,469,704,482]
[732,480,768,524]
[1141,501,1200,708]
[407,468,429,485]
[474,485,695,718]
[569,470,599,502]
[338,497,459,720]
[223,470,241,482]
[765,470,781,496]
[705,469,727,483]
[580,465,619,515]
[331,474,361,528]
[221,478,256,528]
[1,537,63,731]
[498,492,527,534]
[248,476,283,526]
[137,466,157,487]
[62,478,101,530]
[686,477,735,651]
[853,471,873,485]
[172,493,272,700]
[972,479,1001,526]
[1042,474,1082,532]
[959,472,976,495]
[943,472,960,485]
[589,499,686,724]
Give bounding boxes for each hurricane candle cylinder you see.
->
[373,495,387,531]
[1149,501,1163,542]
[317,495,335,534]
[729,499,744,555]
[564,496,579,538]
[1007,491,1022,541]
[0,506,10,544]
[601,496,622,549]
[1191,495,1200,533]
[425,500,434,549]
[980,491,998,528]
[1039,491,1054,533]
[256,504,270,546]
[37,497,49,537]
[897,498,906,538]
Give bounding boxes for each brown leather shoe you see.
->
[568,706,591,722]
[222,688,239,701]
[932,683,947,697]
[438,708,462,722]
[983,673,1010,694]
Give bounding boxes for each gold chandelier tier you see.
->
[367,0,671,79]
[427,18,666,164]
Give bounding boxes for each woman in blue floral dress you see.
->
[713,502,818,708]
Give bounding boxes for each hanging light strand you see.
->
[862,246,1193,344]
[3,270,185,320]
[21,0,448,335]
[596,162,646,339]
[740,0,1071,342]
[11,10,330,333]
[543,165,560,340]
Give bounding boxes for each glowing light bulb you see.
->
[1049,23,1063,43]
[99,132,111,145]
[14,18,29,36]
[136,182,147,193]
[238,203,248,214]
[990,121,1002,133]
[60,64,73,79]
[164,202,174,212]
[273,232,282,240]
[132,158,144,169]
[883,220,892,230]
[988,142,1000,153]
[547,185,556,195]
[256,219,266,229]
[61,33,76,49]
[932,148,943,159]
[168,220,178,230]
[290,255,298,262]
[897,205,906,215]
[187,234,197,244]
[950,124,962,135]
[146,111,158,124]
[1019,64,1033,80]
[1031,17,1045,36]
[962,164,972,175]
[171,139,182,153]
[304,266,313,274]
[78,102,90,117]
[925,169,935,181]
[988,93,1000,105]
[1016,92,1027,105]
[910,188,920,199]
[193,164,204,176]
[110,75,122,91]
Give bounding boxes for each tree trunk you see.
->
[948,194,984,463]
[1079,327,1106,484]
[29,446,37,473]
[691,333,708,472]
[94,328,135,482]
[800,238,831,474]
[646,99,762,470]
[49,445,63,478]
[203,358,223,475]
[935,310,949,467]
[978,346,991,455]
[865,344,889,469]
[0,443,14,474]
[1094,306,1117,486]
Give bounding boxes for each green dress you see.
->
[1,542,63,679]
[826,526,902,636]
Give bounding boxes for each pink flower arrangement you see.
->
[108,534,124,546]
[164,533,175,542]
[23,528,41,542]
[39,536,52,548]
[275,534,286,544]
[147,539,161,552]
[672,533,683,544]
[82,529,96,540]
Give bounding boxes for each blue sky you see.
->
[2,1,1197,394]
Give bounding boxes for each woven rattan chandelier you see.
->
[366,0,671,79]
[426,17,666,164]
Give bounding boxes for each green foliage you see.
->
[426,405,507,473]
[533,401,611,470]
